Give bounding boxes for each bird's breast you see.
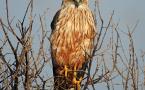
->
[50,7,96,68]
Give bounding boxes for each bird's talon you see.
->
[79,77,83,82]
[73,77,82,90]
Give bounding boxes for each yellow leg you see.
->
[73,77,82,90]
[73,64,82,90]
[64,65,68,77]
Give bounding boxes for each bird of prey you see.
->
[50,0,96,89]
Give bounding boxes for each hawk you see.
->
[50,0,96,89]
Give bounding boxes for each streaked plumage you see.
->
[50,0,96,89]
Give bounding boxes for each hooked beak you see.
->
[74,0,82,7]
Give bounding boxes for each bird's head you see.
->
[62,0,88,7]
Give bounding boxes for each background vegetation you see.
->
[0,0,145,90]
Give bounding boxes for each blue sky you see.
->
[0,0,145,89]
[1,0,145,50]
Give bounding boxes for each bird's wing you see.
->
[51,9,61,30]
[50,9,62,78]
